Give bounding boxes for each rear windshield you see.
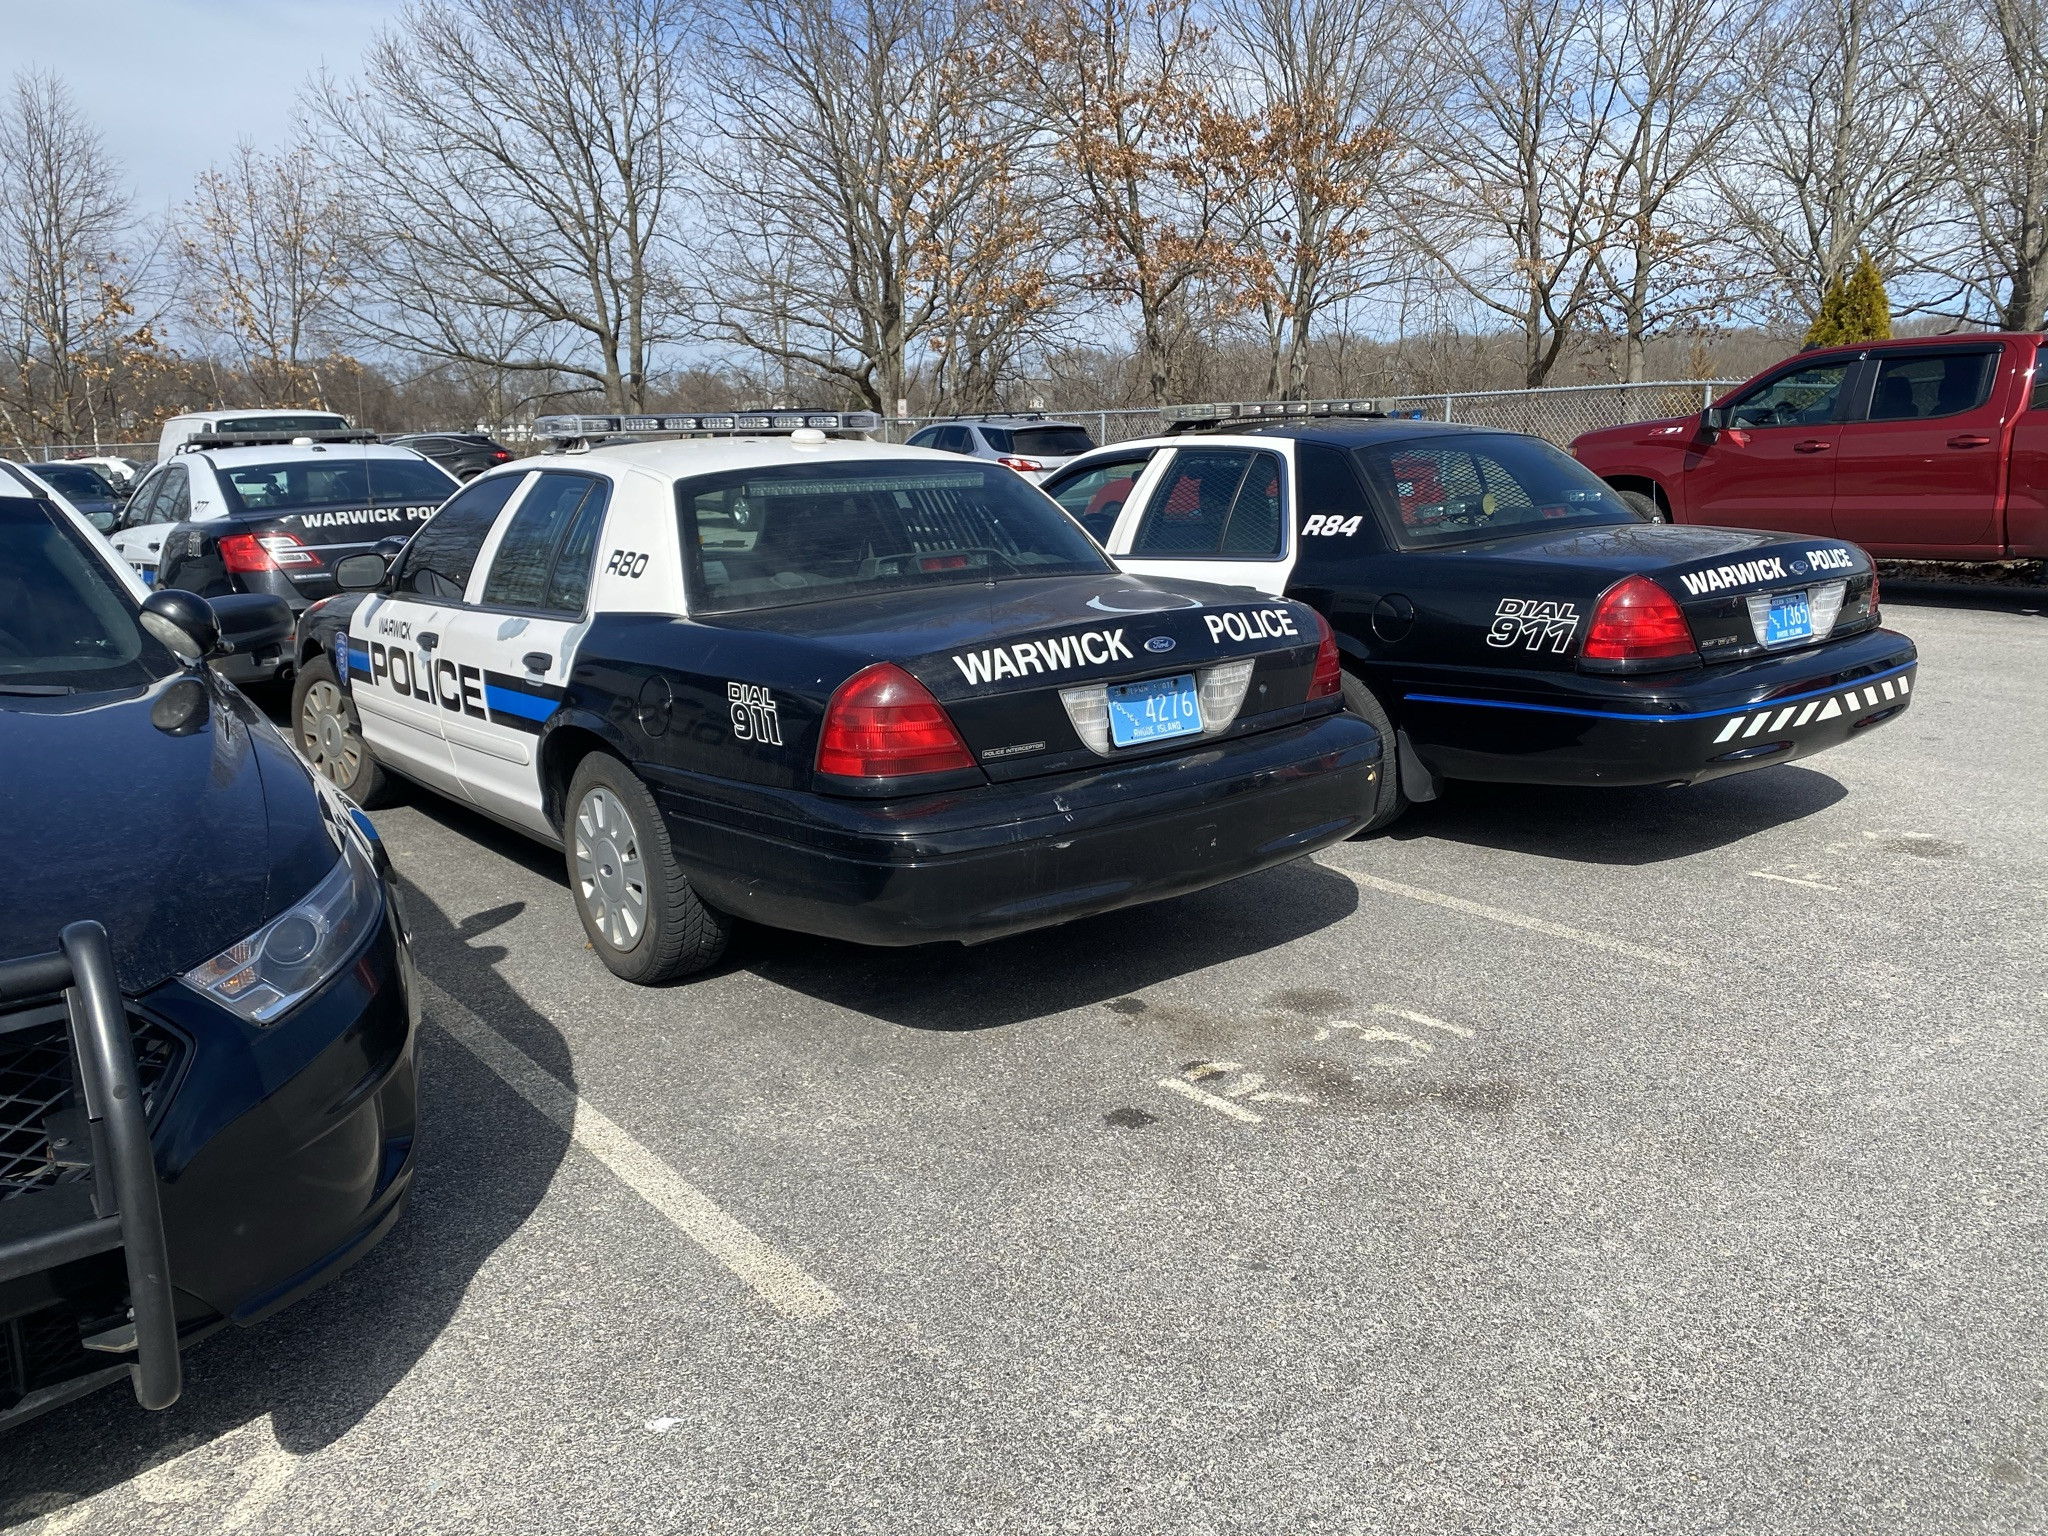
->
[218,455,456,514]
[678,460,1113,615]
[30,464,115,499]
[1353,433,1638,548]
[982,426,1096,458]
[0,498,178,692]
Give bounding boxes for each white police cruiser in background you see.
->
[291,410,1378,984]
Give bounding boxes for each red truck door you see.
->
[2006,365,2048,558]
[1679,354,1852,535]
[1832,342,2010,555]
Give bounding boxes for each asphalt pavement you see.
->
[3,586,2044,1534]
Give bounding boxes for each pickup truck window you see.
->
[1867,351,1997,421]
[1354,433,1635,550]
[1726,360,1850,428]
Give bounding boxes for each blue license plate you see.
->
[1765,591,1812,645]
[1107,673,1202,748]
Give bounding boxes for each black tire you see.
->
[292,656,392,807]
[1617,488,1668,523]
[564,753,730,985]
[1341,672,1408,834]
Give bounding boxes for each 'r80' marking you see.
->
[606,549,650,578]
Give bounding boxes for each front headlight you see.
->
[182,829,383,1024]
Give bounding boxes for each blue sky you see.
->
[8,0,405,213]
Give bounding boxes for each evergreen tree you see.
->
[1804,254,1892,347]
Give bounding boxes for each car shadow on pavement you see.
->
[1881,581,2048,618]
[1388,763,1848,865]
[743,857,1361,1031]
[0,881,575,1515]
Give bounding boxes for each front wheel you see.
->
[292,656,391,807]
[565,753,731,985]
[1341,672,1408,834]
[1617,489,1668,523]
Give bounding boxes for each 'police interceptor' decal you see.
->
[1487,598,1580,652]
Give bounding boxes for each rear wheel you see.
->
[1617,488,1667,523]
[292,656,391,807]
[1341,672,1408,834]
[565,753,730,985]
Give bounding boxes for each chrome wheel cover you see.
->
[573,786,648,952]
[300,679,364,787]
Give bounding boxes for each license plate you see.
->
[1764,591,1812,646]
[1107,673,1202,747]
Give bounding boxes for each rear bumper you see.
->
[1394,628,1918,787]
[656,711,1381,945]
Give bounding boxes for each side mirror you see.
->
[139,588,220,662]
[1701,405,1732,433]
[88,510,117,533]
[208,593,293,655]
[334,552,390,591]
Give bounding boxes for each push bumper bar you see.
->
[0,922,179,1412]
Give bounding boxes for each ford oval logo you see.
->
[1790,559,1808,575]
[1144,635,1176,653]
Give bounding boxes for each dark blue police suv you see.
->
[0,487,417,1428]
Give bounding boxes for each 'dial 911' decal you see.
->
[1487,598,1580,652]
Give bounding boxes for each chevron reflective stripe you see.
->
[1711,673,1911,743]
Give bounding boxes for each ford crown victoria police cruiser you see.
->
[291,413,1380,984]
[1043,403,1918,831]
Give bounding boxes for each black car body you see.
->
[290,427,1379,982]
[0,491,417,1427]
[386,432,516,481]
[109,435,458,688]
[1043,412,1917,825]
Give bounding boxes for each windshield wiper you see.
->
[0,683,75,696]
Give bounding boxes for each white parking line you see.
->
[1160,1077,1265,1124]
[428,984,842,1322]
[1749,870,1841,892]
[1322,864,1689,969]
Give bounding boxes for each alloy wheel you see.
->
[573,786,648,952]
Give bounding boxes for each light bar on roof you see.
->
[1164,399,1387,423]
[533,410,881,442]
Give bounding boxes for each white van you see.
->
[156,409,352,461]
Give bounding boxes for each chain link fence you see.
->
[2,442,155,465]
[885,379,1739,449]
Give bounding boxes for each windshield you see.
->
[0,498,179,692]
[218,455,456,514]
[30,464,115,500]
[678,459,1113,615]
[1354,433,1639,548]
[982,426,1096,458]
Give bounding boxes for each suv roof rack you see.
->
[1163,400,1405,434]
[177,428,382,452]
[534,411,882,448]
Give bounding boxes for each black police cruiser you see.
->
[0,485,417,1427]
[1042,403,1917,831]
[290,412,1379,985]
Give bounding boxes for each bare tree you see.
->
[0,71,151,446]
[1587,0,1764,381]
[1910,0,2048,329]
[312,0,692,411]
[691,0,1039,414]
[1389,0,1627,387]
[1714,0,1935,322]
[177,141,349,406]
[1214,0,1415,398]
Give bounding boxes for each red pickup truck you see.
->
[1571,333,2048,560]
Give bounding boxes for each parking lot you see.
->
[2,585,2042,1534]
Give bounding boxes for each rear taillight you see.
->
[1583,575,1694,660]
[220,532,321,573]
[492,450,512,461]
[816,663,977,779]
[1309,612,1343,699]
[997,455,1044,473]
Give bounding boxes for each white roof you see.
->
[506,435,965,481]
[183,442,446,471]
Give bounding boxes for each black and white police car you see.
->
[291,411,1380,984]
[107,430,458,689]
[1043,402,1918,830]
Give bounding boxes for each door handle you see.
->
[1947,434,1992,448]
[522,651,553,674]
[417,631,439,651]
[1792,439,1832,453]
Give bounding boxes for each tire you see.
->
[1617,488,1668,523]
[292,656,392,807]
[565,753,731,985]
[1341,672,1408,834]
